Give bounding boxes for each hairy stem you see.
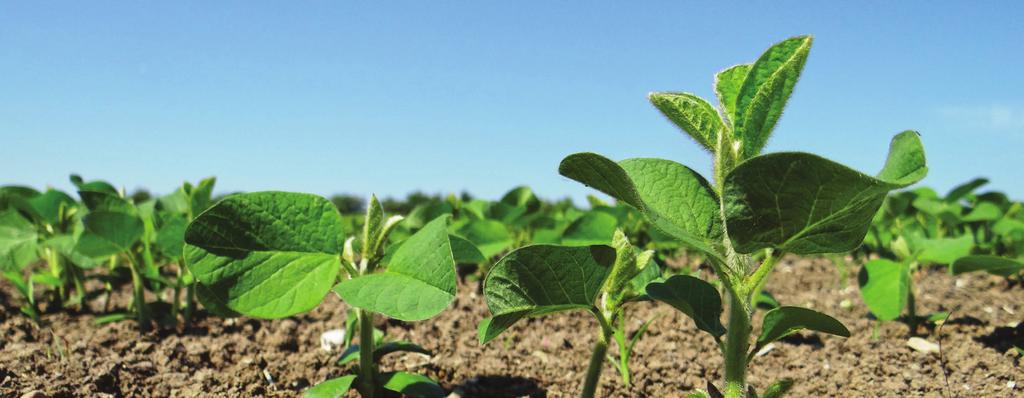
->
[581,325,612,398]
[723,290,752,398]
[357,309,378,398]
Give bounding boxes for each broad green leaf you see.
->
[155,212,189,259]
[26,189,76,225]
[627,254,661,298]
[184,192,344,319]
[756,306,849,348]
[734,36,813,157]
[381,371,445,398]
[190,177,217,214]
[858,259,909,321]
[952,255,1024,277]
[303,375,356,398]
[558,154,722,256]
[0,210,39,270]
[500,186,540,213]
[724,130,927,254]
[449,234,485,264]
[648,92,724,152]
[479,244,616,344]
[714,64,752,126]
[75,211,144,257]
[561,211,617,246]
[42,235,102,269]
[70,174,118,195]
[914,235,973,265]
[454,219,513,259]
[962,201,1002,222]
[335,216,456,321]
[646,275,726,338]
[195,282,241,318]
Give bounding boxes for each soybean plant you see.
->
[558,35,927,397]
[185,192,459,398]
[478,230,660,398]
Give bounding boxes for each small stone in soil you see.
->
[320,329,346,352]
[907,337,940,354]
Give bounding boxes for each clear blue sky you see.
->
[2,2,1022,203]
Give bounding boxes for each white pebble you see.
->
[907,337,940,354]
[320,329,347,352]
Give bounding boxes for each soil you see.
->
[1,257,1021,397]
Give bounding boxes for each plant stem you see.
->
[357,309,378,398]
[906,285,918,335]
[723,291,751,398]
[581,327,612,398]
[126,254,150,331]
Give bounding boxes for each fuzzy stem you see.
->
[723,291,751,398]
[357,309,378,398]
[581,327,612,398]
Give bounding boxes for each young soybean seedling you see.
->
[558,35,927,397]
[184,192,457,398]
[479,230,660,398]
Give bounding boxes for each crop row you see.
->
[2,36,1021,398]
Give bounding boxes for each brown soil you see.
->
[1,258,1021,397]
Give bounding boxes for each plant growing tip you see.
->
[185,191,459,397]
[560,34,924,397]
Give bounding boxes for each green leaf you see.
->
[184,192,344,319]
[454,219,513,259]
[756,306,849,348]
[335,216,456,321]
[195,282,241,318]
[914,235,973,265]
[479,244,616,344]
[558,154,722,256]
[561,211,618,246]
[25,189,76,225]
[762,378,795,398]
[952,255,1024,277]
[189,177,217,214]
[381,371,445,398]
[449,234,486,264]
[303,375,356,398]
[646,275,726,338]
[0,210,39,271]
[601,229,655,307]
[734,36,813,157]
[155,213,189,259]
[858,259,909,321]
[962,201,1002,222]
[724,130,927,254]
[75,211,144,257]
[714,64,752,126]
[500,186,540,213]
[648,92,724,152]
[945,177,988,202]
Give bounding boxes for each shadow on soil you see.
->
[450,375,546,398]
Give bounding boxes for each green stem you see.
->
[906,285,918,335]
[126,254,150,331]
[172,267,183,323]
[747,250,782,301]
[357,309,378,398]
[581,325,612,398]
[723,291,752,398]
